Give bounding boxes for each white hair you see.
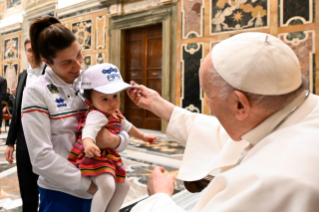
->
[206,67,308,110]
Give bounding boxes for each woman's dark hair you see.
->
[84,89,93,103]
[29,16,76,67]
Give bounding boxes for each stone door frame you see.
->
[109,5,177,132]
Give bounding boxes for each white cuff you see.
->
[115,131,129,152]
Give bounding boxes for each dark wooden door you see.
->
[124,24,162,130]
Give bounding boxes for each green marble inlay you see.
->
[187,33,197,38]
[186,43,198,51]
[288,19,304,26]
[286,31,306,41]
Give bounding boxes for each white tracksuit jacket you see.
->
[21,68,129,199]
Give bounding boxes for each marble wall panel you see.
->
[61,8,109,69]
[278,31,315,92]
[211,0,268,34]
[1,32,22,95]
[279,0,314,26]
[6,0,21,9]
[96,16,106,49]
[182,0,204,38]
[96,53,105,64]
[3,37,19,61]
[180,43,203,113]
[71,19,92,51]
[3,63,19,95]
[82,55,92,71]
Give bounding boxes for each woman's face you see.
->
[44,41,83,84]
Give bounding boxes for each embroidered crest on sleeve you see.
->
[47,84,59,94]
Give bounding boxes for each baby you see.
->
[68,63,157,212]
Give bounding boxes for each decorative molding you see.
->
[109,0,173,17]
[24,0,57,20]
[109,4,177,132]
[56,0,104,18]
[0,23,22,35]
[123,0,172,15]
[109,4,122,16]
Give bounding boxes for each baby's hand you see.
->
[143,134,158,144]
[83,138,101,158]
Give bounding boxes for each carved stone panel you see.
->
[182,0,204,38]
[211,0,268,33]
[3,37,19,61]
[278,31,315,92]
[279,0,314,26]
[3,63,19,94]
[82,55,92,71]
[181,43,203,113]
[96,16,106,50]
[72,19,92,50]
[96,53,105,64]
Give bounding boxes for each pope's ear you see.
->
[233,90,250,121]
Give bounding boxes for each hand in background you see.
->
[5,145,14,164]
[83,138,101,158]
[143,134,158,144]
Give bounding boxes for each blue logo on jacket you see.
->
[102,68,118,74]
[55,98,67,108]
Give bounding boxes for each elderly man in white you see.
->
[126,32,319,212]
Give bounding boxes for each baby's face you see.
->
[91,90,120,114]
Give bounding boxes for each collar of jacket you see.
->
[46,67,78,89]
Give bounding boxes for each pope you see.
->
[127,32,319,212]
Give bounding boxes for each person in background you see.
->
[2,88,15,114]
[0,76,7,134]
[5,38,47,212]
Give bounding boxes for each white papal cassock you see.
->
[132,90,319,212]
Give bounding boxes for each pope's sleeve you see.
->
[166,107,200,146]
[82,110,108,143]
[131,193,186,212]
[21,86,91,192]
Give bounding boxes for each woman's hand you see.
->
[83,138,101,158]
[96,128,121,150]
[87,181,98,195]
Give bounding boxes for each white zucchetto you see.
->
[212,32,302,95]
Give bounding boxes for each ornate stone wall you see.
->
[175,0,318,114]
[60,8,109,71]
[0,31,22,95]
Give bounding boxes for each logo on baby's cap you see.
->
[102,68,118,74]
[47,84,59,94]
[107,74,121,82]
[102,67,121,82]
[55,98,67,108]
